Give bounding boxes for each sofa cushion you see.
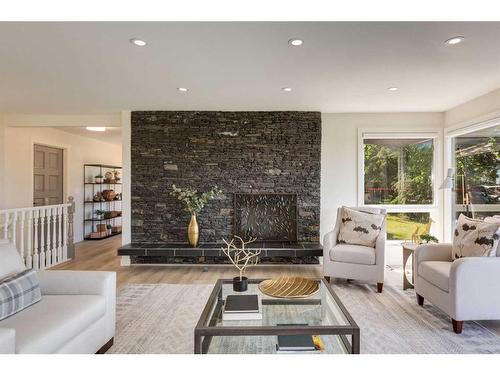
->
[0,269,41,321]
[330,244,376,265]
[418,261,452,292]
[338,206,385,248]
[0,240,26,280]
[452,214,500,260]
[0,294,105,353]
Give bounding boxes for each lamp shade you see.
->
[439,168,455,190]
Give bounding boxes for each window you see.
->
[359,131,439,241]
[364,138,434,205]
[452,125,500,222]
[386,212,431,240]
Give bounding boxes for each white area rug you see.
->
[108,281,500,354]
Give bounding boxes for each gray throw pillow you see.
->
[0,269,42,321]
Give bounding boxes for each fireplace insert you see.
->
[233,193,298,242]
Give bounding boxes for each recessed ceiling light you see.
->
[282,87,292,92]
[130,38,147,47]
[86,127,106,132]
[288,39,303,46]
[445,36,465,45]
[177,87,189,92]
[387,87,399,92]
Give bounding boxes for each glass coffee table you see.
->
[194,278,360,354]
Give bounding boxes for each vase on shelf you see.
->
[188,214,199,247]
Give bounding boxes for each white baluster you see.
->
[51,207,57,265]
[63,205,68,261]
[45,208,52,267]
[3,212,9,240]
[33,210,39,270]
[26,210,33,269]
[12,212,18,249]
[19,211,26,266]
[57,206,63,263]
[1,203,74,268]
[39,208,46,270]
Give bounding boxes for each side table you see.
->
[401,242,418,290]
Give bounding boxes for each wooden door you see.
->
[33,145,63,206]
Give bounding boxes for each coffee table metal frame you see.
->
[194,278,360,354]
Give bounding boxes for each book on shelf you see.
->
[222,294,262,321]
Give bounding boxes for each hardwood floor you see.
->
[51,236,323,288]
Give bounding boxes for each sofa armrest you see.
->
[0,328,15,354]
[375,223,386,267]
[450,257,500,320]
[323,229,338,258]
[414,243,452,271]
[37,270,116,341]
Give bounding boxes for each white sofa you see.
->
[414,243,500,334]
[0,241,116,354]
[323,207,387,292]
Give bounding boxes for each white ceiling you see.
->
[0,22,500,113]
[54,126,122,145]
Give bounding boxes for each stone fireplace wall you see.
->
[131,111,321,243]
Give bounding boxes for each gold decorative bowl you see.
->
[258,276,320,298]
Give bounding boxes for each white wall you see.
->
[444,88,500,129]
[1,113,121,128]
[0,115,5,209]
[2,126,122,242]
[121,111,131,246]
[321,113,444,265]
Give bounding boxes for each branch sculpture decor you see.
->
[222,236,262,292]
[170,185,221,247]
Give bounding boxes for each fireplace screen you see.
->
[234,194,298,242]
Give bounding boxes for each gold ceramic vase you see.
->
[188,214,199,247]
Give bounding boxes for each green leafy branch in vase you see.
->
[419,234,439,243]
[170,185,222,215]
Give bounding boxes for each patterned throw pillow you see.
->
[0,269,42,321]
[452,214,500,260]
[338,206,385,247]
[484,216,500,257]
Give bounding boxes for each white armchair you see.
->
[414,243,500,333]
[323,207,387,292]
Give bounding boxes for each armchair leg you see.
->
[96,337,114,354]
[377,283,383,293]
[324,276,331,283]
[452,319,463,334]
[416,294,424,306]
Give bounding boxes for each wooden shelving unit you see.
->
[84,164,123,240]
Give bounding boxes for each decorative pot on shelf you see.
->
[233,276,248,292]
[188,214,199,247]
[95,176,103,183]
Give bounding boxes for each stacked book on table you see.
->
[222,294,263,321]
[276,324,324,354]
[276,335,324,353]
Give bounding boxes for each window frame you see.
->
[357,128,443,242]
[444,116,500,242]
